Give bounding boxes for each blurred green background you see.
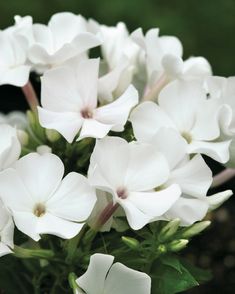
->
[0,0,235,77]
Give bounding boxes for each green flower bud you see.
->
[167,239,189,252]
[181,221,211,239]
[46,129,61,142]
[157,244,167,254]
[14,245,54,259]
[158,219,181,242]
[122,236,140,250]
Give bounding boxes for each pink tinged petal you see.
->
[130,101,174,142]
[104,263,151,294]
[77,119,113,141]
[125,142,170,191]
[38,107,83,143]
[75,58,99,109]
[95,85,139,130]
[47,172,96,222]
[0,243,12,257]
[164,197,209,226]
[158,79,206,133]
[150,128,188,170]
[207,190,233,211]
[188,140,231,163]
[121,184,181,230]
[41,66,82,112]
[169,154,212,198]
[88,137,129,189]
[36,213,84,239]
[0,65,30,87]
[13,211,40,241]
[13,153,64,203]
[76,254,114,294]
[0,169,34,212]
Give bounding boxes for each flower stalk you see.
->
[21,81,39,113]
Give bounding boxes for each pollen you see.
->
[33,203,46,217]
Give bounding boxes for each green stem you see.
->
[13,245,54,259]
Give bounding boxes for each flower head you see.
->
[0,153,96,241]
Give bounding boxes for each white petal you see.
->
[125,142,170,191]
[47,172,96,222]
[121,184,181,230]
[77,119,113,141]
[41,66,82,112]
[104,262,151,294]
[207,190,233,211]
[95,85,138,129]
[183,57,212,79]
[164,197,209,226]
[0,65,30,87]
[0,243,12,257]
[38,107,83,143]
[36,213,84,239]
[76,253,114,294]
[169,154,212,197]
[13,153,64,203]
[188,139,231,163]
[75,58,99,109]
[158,80,205,132]
[130,101,174,142]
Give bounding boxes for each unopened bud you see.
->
[37,145,52,155]
[122,236,140,250]
[14,245,54,259]
[167,239,189,252]
[157,244,167,254]
[181,221,211,239]
[158,219,181,242]
[17,129,29,146]
[46,129,61,142]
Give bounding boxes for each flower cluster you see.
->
[0,12,234,293]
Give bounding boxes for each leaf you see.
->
[151,258,199,294]
[160,254,182,273]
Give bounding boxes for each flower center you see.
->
[81,108,93,119]
[181,131,192,144]
[117,187,128,199]
[33,203,46,217]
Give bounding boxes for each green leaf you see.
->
[160,255,182,273]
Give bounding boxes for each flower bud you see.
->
[157,244,167,254]
[14,245,54,259]
[181,221,211,239]
[167,239,189,252]
[46,129,61,142]
[17,129,29,146]
[37,145,52,155]
[158,219,181,242]
[122,236,140,250]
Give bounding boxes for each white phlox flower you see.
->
[0,200,14,257]
[0,153,97,241]
[146,128,232,225]
[88,136,181,230]
[28,12,101,72]
[130,79,231,163]
[76,253,151,294]
[0,124,21,171]
[38,58,139,143]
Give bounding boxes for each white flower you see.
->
[0,124,21,171]
[0,111,27,129]
[147,128,232,225]
[0,31,30,86]
[0,200,14,257]
[88,136,181,230]
[76,253,151,294]
[38,58,138,143]
[28,12,101,72]
[0,153,96,241]
[130,79,231,163]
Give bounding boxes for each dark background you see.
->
[0,0,235,293]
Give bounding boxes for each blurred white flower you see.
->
[0,31,30,86]
[130,79,231,163]
[0,111,27,129]
[28,12,101,72]
[0,153,96,241]
[0,124,21,171]
[0,200,14,257]
[38,58,138,143]
[76,253,151,294]
[88,136,181,230]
